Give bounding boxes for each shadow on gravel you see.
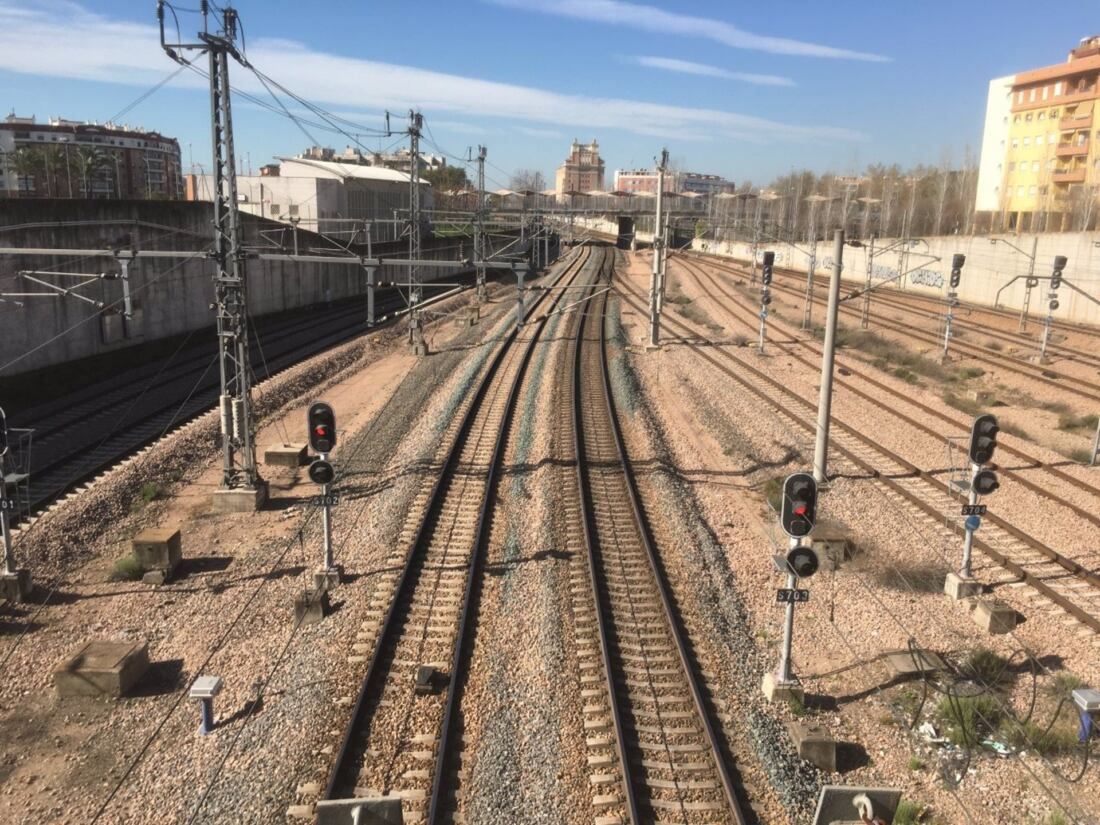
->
[485,548,572,576]
[177,556,233,578]
[130,658,185,698]
[835,742,871,773]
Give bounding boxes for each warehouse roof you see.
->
[277,157,427,185]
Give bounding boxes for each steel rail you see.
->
[322,246,593,815]
[616,279,1100,635]
[694,254,1100,405]
[676,257,1100,524]
[575,261,750,823]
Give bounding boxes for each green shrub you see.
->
[935,694,1003,745]
[1057,413,1100,431]
[111,555,144,582]
[762,475,784,513]
[998,718,1078,755]
[963,647,1012,688]
[1047,672,1084,698]
[894,799,925,825]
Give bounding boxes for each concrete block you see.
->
[811,520,852,571]
[883,649,948,678]
[142,569,167,586]
[211,482,269,513]
[132,527,182,574]
[264,443,308,468]
[0,569,33,602]
[295,589,330,626]
[315,797,403,825]
[314,568,341,593]
[54,641,150,698]
[973,598,1019,635]
[762,672,804,705]
[944,572,983,601]
[787,721,837,772]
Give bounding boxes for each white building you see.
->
[975,74,1017,213]
[186,156,432,241]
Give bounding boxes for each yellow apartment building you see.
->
[976,36,1100,230]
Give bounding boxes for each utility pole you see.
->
[407,111,426,354]
[1019,236,1039,332]
[860,235,875,329]
[649,148,668,348]
[813,231,843,484]
[474,145,487,301]
[159,1,266,508]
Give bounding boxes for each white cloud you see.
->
[489,0,890,62]
[631,56,795,87]
[0,1,866,145]
[514,125,565,139]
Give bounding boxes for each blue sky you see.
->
[1,1,1096,189]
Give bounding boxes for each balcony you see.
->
[1052,167,1087,183]
[1055,142,1090,157]
[1059,111,1093,130]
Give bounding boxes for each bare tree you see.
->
[509,169,546,192]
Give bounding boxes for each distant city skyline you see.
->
[0,0,1097,189]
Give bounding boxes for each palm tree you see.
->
[38,146,65,198]
[74,146,107,198]
[5,147,41,196]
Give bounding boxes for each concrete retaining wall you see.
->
[0,200,478,375]
[692,230,1100,327]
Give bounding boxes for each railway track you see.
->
[690,255,1100,404]
[615,271,1100,637]
[6,275,479,518]
[674,257,1100,525]
[321,246,596,824]
[570,267,750,824]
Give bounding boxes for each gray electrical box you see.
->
[813,786,903,825]
[1073,688,1100,713]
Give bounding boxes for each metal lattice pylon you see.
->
[159,3,260,491]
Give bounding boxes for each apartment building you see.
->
[976,36,1100,230]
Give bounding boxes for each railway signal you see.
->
[766,471,820,702]
[949,253,964,289]
[758,250,775,354]
[947,414,1000,597]
[942,253,965,362]
[968,413,999,465]
[308,403,337,454]
[1040,255,1067,362]
[306,401,338,592]
[780,473,817,538]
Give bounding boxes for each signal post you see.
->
[307,402,340,594]
[945,414,1000,600]
[763,473,820,704]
